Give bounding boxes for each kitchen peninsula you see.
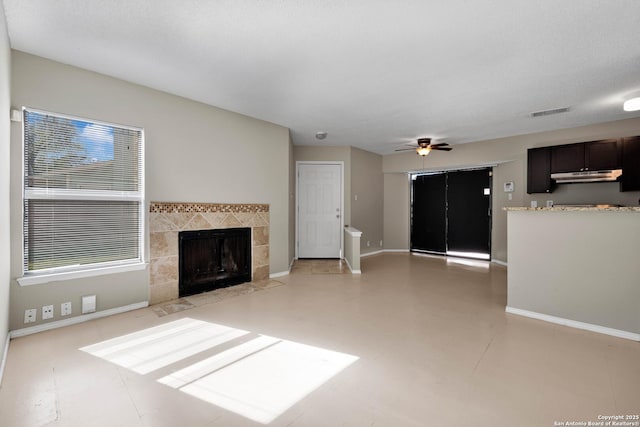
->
[505,206,640,340]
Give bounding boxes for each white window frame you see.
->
[18,107,146,286]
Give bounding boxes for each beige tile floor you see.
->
[290,258,349,275]
[0,253,638,426]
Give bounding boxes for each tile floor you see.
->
[0,253,638,426]
[290,258,349,275]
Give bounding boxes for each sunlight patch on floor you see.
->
[446,250,490,260]
[446,257,491,269]
[81,318,359,424]
[80,318,249,374]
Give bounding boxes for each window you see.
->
[22,108,144,278]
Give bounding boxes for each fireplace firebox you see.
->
[179,227,251,297]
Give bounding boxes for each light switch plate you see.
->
[82,295,96,314]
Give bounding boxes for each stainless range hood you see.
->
[551,169,622,184]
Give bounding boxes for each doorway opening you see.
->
[296,162,344,259]
[411,167,492,260]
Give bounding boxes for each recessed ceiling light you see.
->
[315,132,328,140]
[623,97,640,112]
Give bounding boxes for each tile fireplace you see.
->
[149,202,269,305]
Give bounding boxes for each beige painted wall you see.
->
[491,160,525,261]
[350,147,383,254]
[382,117,640,262]
[9,51,291,330]
[507,210,640,334]
[0,1,11,369]
[383,173,410,250]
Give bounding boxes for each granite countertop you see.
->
[504,206,640,212]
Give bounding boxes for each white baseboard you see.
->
[269,258,294,279]
[9,301,149,339]
[491,259,508,267]
[344,257,361,274]
[361,250,383,258]
[383,249,410,253]
[269,271,289,278]
[0,333,9,386]
[505,306,640,342]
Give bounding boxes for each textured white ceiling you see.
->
[4,0,640,154]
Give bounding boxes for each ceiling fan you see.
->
[395,138,452,156]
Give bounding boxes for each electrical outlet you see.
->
[24,308,37,323]
[61,302,72,316]
[367,240,370,247]
[42,305,54,320]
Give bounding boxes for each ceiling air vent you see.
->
[530,107,571,118]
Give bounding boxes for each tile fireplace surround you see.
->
[149,202,269,305]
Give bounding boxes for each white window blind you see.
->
[23,108,144,274]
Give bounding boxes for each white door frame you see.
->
[295,161,345,259]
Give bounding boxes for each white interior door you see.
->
[297,163,342,258]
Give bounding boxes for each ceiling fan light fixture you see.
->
[416,147,431,156]
[623,97,640,112]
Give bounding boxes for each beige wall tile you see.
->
[222,214,242,227]
[253,245,269,268]
[150,231,178,257]
[257,212,270,226]
[185,213,211,231]
[149,281,179,305]
[253,265,269,281]
[150,256,178,285]
[233,212,253,226]
[149,213,177,232]
[201,213,229,228]
[253,227,269,246]
[165,213,194,229]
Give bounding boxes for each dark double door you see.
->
[411,168,492,258]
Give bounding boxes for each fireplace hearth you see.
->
[179,228,251,297]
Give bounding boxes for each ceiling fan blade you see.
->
[394,148,416,152]
[429,143,449,148]
[431,146,453,151]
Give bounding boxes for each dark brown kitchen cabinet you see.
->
[585,139,620,171]
[551,143,584,173]
[551,139,620,173]
[527,147,553,194]
[620,136,640,192]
